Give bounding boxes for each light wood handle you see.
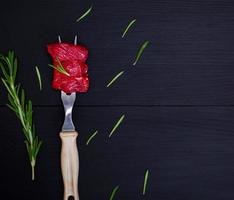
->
[60,131,79,200]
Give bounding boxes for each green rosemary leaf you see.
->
[50,57,69,75]
[8,51,14,64]
[58,67,70,76]
[16,84,20,95]
[142,169,149,195]
[35,139,42,156]
[24,140,30,155]
[7,93,14,105]
[0,51,42,180]
[76,5,93,22]
[6,103,18,113]
[86,130,98,145]
[1,78,13,97]
[109,186,119,200]
[31,137,37,156]
[22,129,30,143]
[48,63,70,76]
[0,63,10,80]
[6,57,12,74]
[7,94,18,113]
[109,114,125,138]
[122,19,136,38]
[35,66,42,90]
[21,89,25,107]
[13,57,17,81]
[106,71,124,88]
[27,100,33,127]
[56,57,63,68]
[133,40,149,66]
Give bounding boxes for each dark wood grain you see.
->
[1,107,234,200]
[1,0,234,105]
[1,0,234,200]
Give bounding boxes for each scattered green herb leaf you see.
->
[76,5,93,22]
[86,130,98,145]
[35,66,42,90]
[133,40,149,66]
[106,70,124,87]
[122,19,136,38]
[109,114,125,138]
[0,51,42,180]
[143,169,149,195]
[48,57,70,76]
[49,64,70,76]
[109,185,119,200]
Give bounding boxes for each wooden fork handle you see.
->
[60,131,79,200]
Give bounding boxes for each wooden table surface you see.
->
[1,0,234,199]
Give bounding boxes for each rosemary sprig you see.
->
[106,70,124,87]
[86,130,98,145]
[0,51,42,180]
[48,57,70,76]
[109,185,119,200]
[142,169,149,195]
[76,5,93,22]
[122,19,136,38]
[109,114,125,138]
[133,40,149,66]
[35,66,42,90]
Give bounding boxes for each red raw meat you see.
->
[47,42,89,93]
[48,43,88,62]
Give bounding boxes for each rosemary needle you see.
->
[76,5,93,22]
[122,19,136,38]
[133,40,149,66]
[86,130,98,145]
[35,66,42,90]
[109,186,119,200]
[48,57,70,76]
[49,64,70,76]
[143,169,149,195]
[109,114,125,138]
[106,70,124,87]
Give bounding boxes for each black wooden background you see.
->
[1,0,234,199]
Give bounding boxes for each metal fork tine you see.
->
[58,35,62,43]
[61,91,76,131]
[74,35,77,45]
[58,37,77,131]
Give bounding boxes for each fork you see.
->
[59,36,80,200]
[60,91,79,200]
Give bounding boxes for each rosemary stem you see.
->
[0,51,42,180]
[31,160,35,181]
[15,96,26,128]
[13,89,33,144]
